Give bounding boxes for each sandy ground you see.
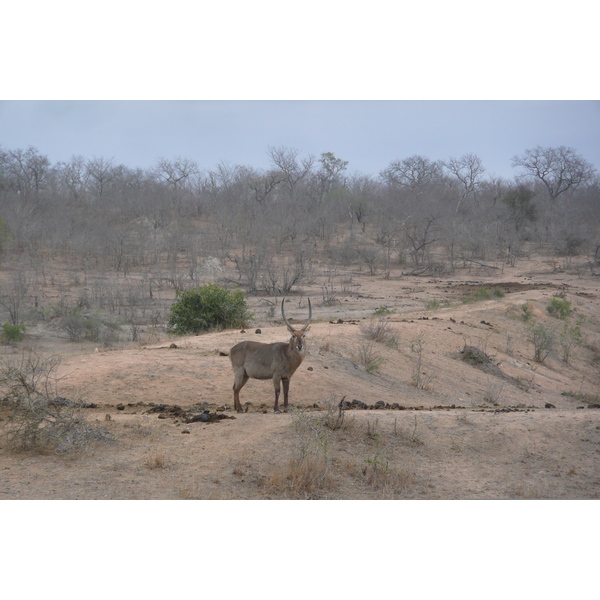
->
[1,258,599,500]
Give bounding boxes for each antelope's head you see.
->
[281,298,312,354]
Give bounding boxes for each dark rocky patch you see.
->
[459,345,529,390]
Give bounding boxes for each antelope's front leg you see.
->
[282,377,290,412]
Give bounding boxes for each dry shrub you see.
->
[363,459,414,494]
[362,419,415,494]
[264,409,334,499]
[360,318,400,348]
[354,341,384,373]
[266,453,333,499]
[321,394,355,431]
[0,350,113,454]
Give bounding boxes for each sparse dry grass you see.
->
[144,453,167,469]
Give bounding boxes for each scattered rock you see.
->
[460,345,528,390]
[307,366,313,371]
[545,403,556,409]
[53,396,74,407]
[181,430,191,434]
[339,398,352,410]
[147,404,187,418]
[350,399,368,410]
[169,343,178,349]
[116,404,125,411]
[255,329,262,334]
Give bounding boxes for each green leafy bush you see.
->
[2,323,26,343]
[463,287,505,303]
[527,322,556,363]
[547,294,572,320]
[372,305,392,316]
[167,284,252,335]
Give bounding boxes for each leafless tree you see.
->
[86,156,116,199]
[154,156,199,189]
[511,146,597,200]
[267,146,314,199]
[248,169,284,205]
[443,153,486,213]
[405,216,439,267]
[0,146,51,196]
[56,155,88,202]
[1,271,29,325]
[381,155,442,198]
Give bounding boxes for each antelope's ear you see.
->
[303,325,311,333]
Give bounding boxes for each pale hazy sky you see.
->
[1,100,599,179]
[2,3,599,182]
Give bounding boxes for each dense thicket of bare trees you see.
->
[0,143,598,313]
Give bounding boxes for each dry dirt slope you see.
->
[1,265,599,499]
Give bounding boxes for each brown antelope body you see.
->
[229,298,312,413]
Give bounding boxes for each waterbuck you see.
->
[229,298,312,413]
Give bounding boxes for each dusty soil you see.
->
[1,257,599,499]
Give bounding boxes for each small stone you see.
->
[545,403,556,409]
[255,328,262,334]
[170,343,178,349]
[307,366,313,371]
[181,430,191,434]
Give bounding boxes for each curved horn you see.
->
[281,298,312,332]
[281,298,294,331]
[302,298,312,331]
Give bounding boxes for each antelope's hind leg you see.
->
[233,369,249,413]
[273,376,282,413]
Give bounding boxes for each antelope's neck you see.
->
[288,341,307,360]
